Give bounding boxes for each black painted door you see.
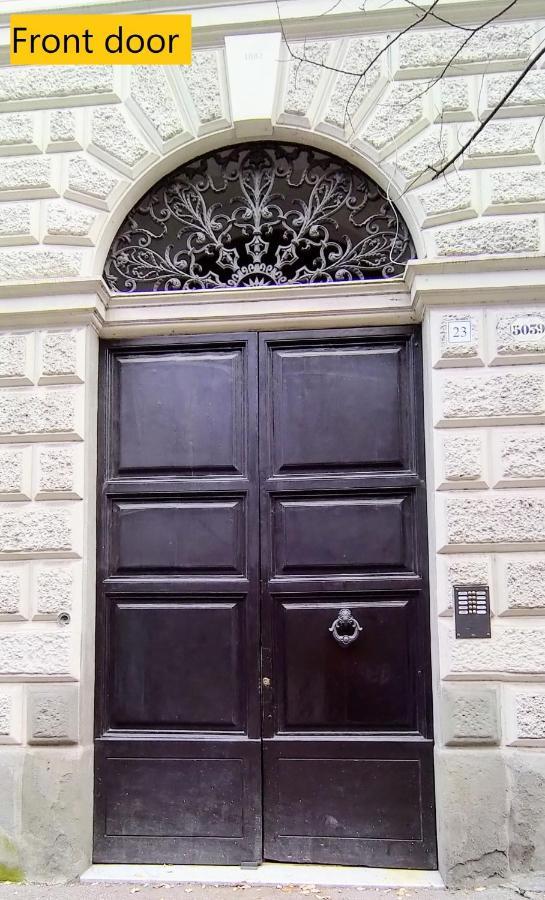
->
[94,327,436,869]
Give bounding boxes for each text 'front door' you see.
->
[94,327,437,869]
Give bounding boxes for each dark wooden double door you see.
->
[94,327,436,869]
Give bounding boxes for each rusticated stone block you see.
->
[493,310,545,360]
[38,330,83,384]
[0,509,72,556]
[33,563,74,618]
[438,554,492,615]
[514,692,545,741]
[489,169,545,209]
[45,201,95,244]
[35,445,81,499]
[0,157,56,198]
[441,433,486,486]
[0,446,31,500]
[496,555,545,613]
[440,371,545,424]
[360,81,424,151]
[0,389,81,441]
[418,176,473,223]
[0,203,37,246]
[486,71,545,112]
[506,749,545,872]
[0,687,22,743]
[445,624,545,675]
[283,41,330,118]
[0,332,33,385]
[0,249,82,281]
[393,128,448,181]
[435,217,540,257]
[0,631,70,675]
[444,496,545,548]
[399,22,533,73]
[442,686,500,745]
[0,65,115,107]
[498,432,545,482]
[49,109,76,143]
[27,684,78,744]
[435,748,509,885]
[462,120,540,164]
[0,563,28,618]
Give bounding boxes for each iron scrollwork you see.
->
[104,142,415,293]
[329,608,363,647]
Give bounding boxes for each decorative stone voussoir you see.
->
[0,388,82,442]
[0,508,74,557]
[392,128,449,182]
[181,51,225,127]
[33,562,75,619]
[283,41,331,119]
[37,330,84,384]
[440,433,487,488]
[445,622,545,676]
[496,554,545,614]
[439,371,545,425]
[434,217,540,258]
[442,686,500,745]
[0,631,71,677]
[359,81,425,153]
[0,332,34,385]
[323,37,382,130]
[437,554,493,616]
[0,156,57,199]
[0,65,117,110]
[27,684,78,744]
[49,109,77,144]
[90,106,152,176]
[35,445,82,500]
[0,248,82,282]
[129,66,187,144]
[443,495,545,549]
[0,563,29,619]
[438,77,472,120]
[65,156,122,210]
[0,447,32,500]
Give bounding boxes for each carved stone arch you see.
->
[103,141,416,293]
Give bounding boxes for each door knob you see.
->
[329,608,362,647]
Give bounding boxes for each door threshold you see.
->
[81,863,444,889]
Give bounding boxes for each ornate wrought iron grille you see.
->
[104,142,415,293]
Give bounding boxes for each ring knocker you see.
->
[329,608,363,647]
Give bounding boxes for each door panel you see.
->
[276,599,416,732]
[259,328,436,869]
[94,334,261,865]
[271,494,416,576]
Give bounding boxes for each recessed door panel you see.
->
[109,498,246,576]
[114,350,246,477]
[275,599,416,732]
[267,344,410,475]
[107,599,246,731]
[272,494,415,577]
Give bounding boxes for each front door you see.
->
[94,327,436,869]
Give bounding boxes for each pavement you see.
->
[1,881,545,900]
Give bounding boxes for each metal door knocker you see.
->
[329,608,362,647]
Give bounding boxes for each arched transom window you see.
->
[104,142,415,293]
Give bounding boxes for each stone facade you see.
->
[0,0,545,889]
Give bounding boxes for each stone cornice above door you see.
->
[1,255,545,335]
